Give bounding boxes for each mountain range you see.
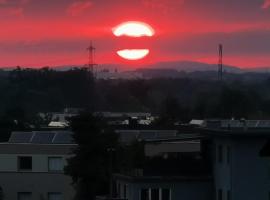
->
[2,60,270,73]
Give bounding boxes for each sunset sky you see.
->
[1,0,270,68]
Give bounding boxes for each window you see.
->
[161,189,170,200]
[141,189,149,200]
[140,188,171,200]
[218,145,223,163]
[0,187,3,200]
[227,190,231,200]
[227,146,231,164]
[151,188,159,200]
[218,189,222,200]
[17,192,32,200]
[124,184,127,199]
[18,157,32,171]
[117,183,121,197]
[48,193,63,200]
[48,157,63,172]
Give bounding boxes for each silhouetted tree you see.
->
[65,113,119,200]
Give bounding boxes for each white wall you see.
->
[214,137,270,200]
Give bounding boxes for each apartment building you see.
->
[0,131,76,200]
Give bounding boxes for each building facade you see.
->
[211,131,270,200]
[0,131,76,200]
[114,174,213,200]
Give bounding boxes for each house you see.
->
[114,174,212,200]
[95,112,155,126]
[0,131,76,200]
[114,119,270,200]
[115,129,178,144]
[203,127,270,200]
[113,134,213,200]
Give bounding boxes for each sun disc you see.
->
[117,49,150,60]
[113,21,155,37]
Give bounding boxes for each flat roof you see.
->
[200,128,270,138]
[145,133,206,143]
[113,173,212,182]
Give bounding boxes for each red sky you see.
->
[1,0,270,68]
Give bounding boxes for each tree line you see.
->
[0,67,269,123]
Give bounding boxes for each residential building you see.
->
[204,128,270,200]
[0,131,76,200]
[115,129,178,144]
[113,134,213,200]
[114,119,270,200]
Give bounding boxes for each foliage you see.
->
[1,67,95,119]
[65,113,119,200]
[0,68,270,124]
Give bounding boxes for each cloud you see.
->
[67,0,92,16]
[9,7,23,16]
[142,0,185,14]
[0,0,30,17]
[0,7,23,17]
[262,0,270,9]
[0,0,30,6]
[0,0,8,5]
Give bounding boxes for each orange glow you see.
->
[117,49,150,60]
[113,21,155,37]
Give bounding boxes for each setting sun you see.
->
[117,49,150,60]
[113,21,154,61]
[113,21,155,37]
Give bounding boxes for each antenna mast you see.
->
[218,44,223,81]
[86,41,97,74]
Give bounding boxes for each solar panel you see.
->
[246,120,257,127]
[139,132,156,140]
[9,132,33,143]
[155,131,177,138]
[257,121,270,127]
[31,131,55,144]
[52,131,74,144]
[120,132,139,143]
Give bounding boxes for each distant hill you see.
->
[95,61,244,74]
[142,61,243,73]
[3,60,270,74]
[245,67,270,73]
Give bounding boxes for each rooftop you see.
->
[200,128,270,138]
[8,131,74,144]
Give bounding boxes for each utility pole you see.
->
[218,44,223,81]
[86,41,97,75]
